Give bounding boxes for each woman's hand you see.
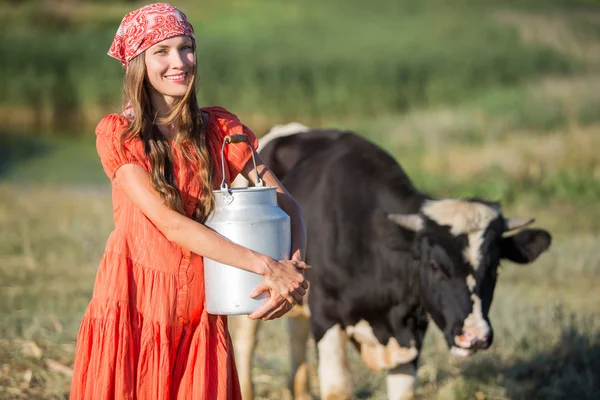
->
[247,257,310,321]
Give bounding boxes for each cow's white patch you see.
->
[346,320,418,371]
[456,275,490,351]
[423,199,498,271]
[455,292,491,349]
[464,293,489,334]
[464,229,486,270]
[317,324,353,399]
[466,274,476,291]
[387,363,417,400]
[259,122,311,151]
[422,199,499,236]
[345,320,378,344]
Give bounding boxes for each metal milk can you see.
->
[203,134,291,315]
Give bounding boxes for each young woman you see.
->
[70,3,309,399]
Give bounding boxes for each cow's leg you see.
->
[233,317,261,400]
[287,314,312,399]
[317,324,354,400]
[386,362,416,400]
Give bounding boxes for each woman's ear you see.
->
[501,229,552,264]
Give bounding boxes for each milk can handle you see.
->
[220,134,264,191]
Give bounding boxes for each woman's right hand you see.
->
[247,258,310,321]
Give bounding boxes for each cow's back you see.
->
[258,129,345,180]
[261,130,425,339]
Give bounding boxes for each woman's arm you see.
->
[114,164,308,312]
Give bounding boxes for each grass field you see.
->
[1,171,598,399]
[1,109,599,400]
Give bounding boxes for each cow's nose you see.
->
[455,328,491,349]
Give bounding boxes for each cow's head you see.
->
[388,199,551,356]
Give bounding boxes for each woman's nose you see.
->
[170,51,186,68]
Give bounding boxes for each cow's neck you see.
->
[375,172,429,215]
[370,222,423,304]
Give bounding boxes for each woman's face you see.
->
[144,35,195,105]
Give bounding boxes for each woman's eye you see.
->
[154,49,167,54]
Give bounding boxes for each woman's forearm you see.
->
[168,193,305,273]
[166,213,271,275]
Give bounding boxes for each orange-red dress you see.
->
[70,106,258,400]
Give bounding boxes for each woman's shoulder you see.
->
[201,106,242,124]
[201,105,231,116]
[95,113,131,138]
[200,106,247,136]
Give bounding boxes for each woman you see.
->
[70,3,309,399]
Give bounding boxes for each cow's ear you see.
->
[501,229,552,264]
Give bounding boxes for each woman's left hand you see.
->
[247,251,308,321]
[247,288,297,321]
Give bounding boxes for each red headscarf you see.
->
[108,3,195,67]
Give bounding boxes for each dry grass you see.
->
[418,123,600,182]
[494,9,600,65]
[376,72,600,153]
[0,185,112,399]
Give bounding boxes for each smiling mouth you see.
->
[166,73,187,81]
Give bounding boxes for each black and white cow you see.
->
[231,125,552,400]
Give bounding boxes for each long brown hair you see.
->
[120,51,216,223]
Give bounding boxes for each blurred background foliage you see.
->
[1,1,600,399]
[0,0,594,133]
[2,0,600,208]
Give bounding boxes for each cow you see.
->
[230,124,552,400]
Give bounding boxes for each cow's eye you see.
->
[429,260,450,278]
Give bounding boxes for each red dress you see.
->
[70,106,258,399]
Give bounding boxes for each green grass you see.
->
[0,134,106,185]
